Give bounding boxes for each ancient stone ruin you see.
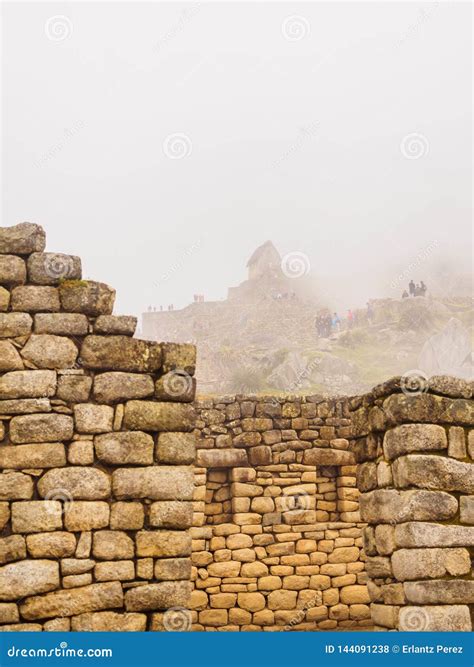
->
[0,223,472,632]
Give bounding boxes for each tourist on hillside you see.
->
[347,309,354,329]
[402,289,409,298]
[409,280,415,296]
[332,312,341,332]
[420,281,427,296]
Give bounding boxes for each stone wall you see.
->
[190,395,371,631]
[0,223,196,631]
[355,376,474,632]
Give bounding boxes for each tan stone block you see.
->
[241,561,268,577]
[360,489,458,523]
[112,467,193,501]
[61,559,95,576]
[109,502,144,530]
[149,501,193,529]
[75,532,92,558]
[210,593,237,609]
[124,581,191,612]
[154,558,191,581]
[93,372,153,404]
[92,530,134,560]
[21,581,123,619]
[123,400,194,432]
[71,611,146,632]
[35,313,88,336]
[327,546,359,563]
[136,558,153,579]
[0,341,23,371]
[258,576,282,591]
[136,530,191,558]
[20,334,77,369]
[0,313,32,338]
[267,590,297,610]
[340,585,370,604]
[283,575,309,590]
[11,286,59,312]
[68,440,94,465]
[383,424,447,460]
[309,575,331,591]
[208,561,241,578]
[0,603,19,624]
[199,609,228,626]
[95,431,154,465]
[43,617,71,631]
[237,592,265,612]
[26,532,76,558]
[322,588,339,606]
[229,608,251,624]
[63,573,93,589]
[95,560,135,581]
[156,432,195,465]
[0,560,59,600]
[11,501,62,533]
[64,501,110,531]
[391,548,471,581]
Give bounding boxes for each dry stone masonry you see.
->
[0,223,196,631]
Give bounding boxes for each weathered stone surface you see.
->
[0,223,46,255]
[110,502,144,530]
[61,559,95,575]
[10,413,73,443]
[0,370,56,399]
[21,335,78,369]
[0,398,51,414]
[0,472,34,500]
[360,489,458,523]
[59,281,115,316]
[0,313,32,338]
[154,558,191,581]
[404,580,474,605]
[428,375,472,399]
[74,403,114,434]
[161,343,196,375]
[392,548,471,581]
[38,467,111,500]
[95,560,135,581]
[95,431,154,465]
[0,535,26,564]
[27,252,81,285]
[123,401,195,432]
[0,255,26,285]
[68,440,94,465]
[0,503,9,531]
[393,455,474,493]
[0,341,24,371]
[0,443,66,469]
[303,448,356,466]
[93,372,154,404]
[0,287,10,311]
[241,418,273,432]
[448,426,467,459]
[340,585,370,604]
[34,313,88,336]
[149,501,193,529]
[11,501,63,533]
[398,605,471,631]
[394,522,474,548]
[93,531,134,560]
[196,449,248,468]
[383,424,447,460]
[156,432,195,464]
[20,581,123,619]
[356,462,377,492]
[365,556,392,578]
[112,467,193,501]
[11,286,60,312]
[93,315,137,336]
[57,375,92,403]
[0,603,19,624]
[81,336,161,372]
[71,611,146,631]
[0,560,59,600]
[64,501,110,531]
[459,495,474,524]
[135,530,191,557]
[26,532,76,558]
[384,393,474,426]
[155,372,196,403]
[124,581,191,612]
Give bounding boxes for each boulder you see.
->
[59,280,115,316]
[0,443,66,469]
[0,341,24,372]
[81,336,161,373]
[11,286,60,312]
[0,313,32,337]
[124,581,191,612]
[27,252,81,285]
[0,560,59,600]
[34,313,88,336]
[0,223,46,255]
[95,431,154,465]
[93,316,137,336]
[0,370,56,399]
[93,372,154,403]
[383,424,447,460]
[9,413,73,443]
[20,581,123,619]
[38,467,111,500]
[0,255,26,285]
[123,401,195,432]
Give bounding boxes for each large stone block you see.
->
[135,530,191,557]
[161,343,196,375]
[34,313,88,336]
[71,611,146,632]
[393,455,474,493]
[303,448,356,466]
[0,341,24,372]
[124,581,191,612]
[0,535,26,565]
[27,252,82,285]
[95,431,154,465]
[0,443,66,469]
[57,375,92,403]
[26,532,76,558]
[20,581,123,620]
[93,531,134,560]
[195,449,248,468]
[123,401,195,432]
[73,403,114,434]
[0,398,51,414]
[383,424,447,460]
[0,287,9,311]
[404,580,474,605]
[0,560,59,601]
[112,467,193,500]
[0,370,56,399]
[428,375,472,399]
[155,372,196,403]
[0,503,9,531]
[460,496,474,524]
[9,413,73,443]
[0,255,26,285]
[81,336,161,372]
[0,223,46,255]
[156,432,195,464]
[20,335,78,369]
[356,462,377,492]
[93,372,154,403]
[391,548,471,581]
[384,393,474,426]
[59,281,115,316]
[0,603,19,624]
[395,522,474,548]
[149,501,194,529]
[11,501,63,533]
[38,467,111,500]
[0,313,32,338]
[241,418,273,432]
[359,489,458,524]
[64,501,110,531]
[0,472,34,500]
[110,502,144,530]
[398,605,471,632]
[11,286,60,312]
[154,558,191,581]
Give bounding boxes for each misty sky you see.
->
[1,1,472,318]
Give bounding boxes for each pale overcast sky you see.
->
[1,1,472,317]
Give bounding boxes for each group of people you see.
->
[402,280,427,298]
[315,302,375,338]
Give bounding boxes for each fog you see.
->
[1,1,472,319]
